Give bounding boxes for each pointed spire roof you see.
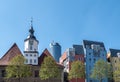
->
[24,19,38,42]
[38,48,64,68]
[28,18,36,39]
[29,18,35,37]
[0,43,22,65]
[38,48,53,66]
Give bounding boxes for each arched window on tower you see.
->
[30,45,32,50]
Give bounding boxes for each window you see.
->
[30,45,32,50]
[34,54,36,57]
[89,58,91,62]
[30,59,32,64]
[94,58,96,63]
[29,40,33,45]
[26,54,28,56]
[89,53,91,55]
[1,70,5,77]
[103,54,104,56]
[34,59,36,63]
[90,80,92,82]
[34,70,39,77]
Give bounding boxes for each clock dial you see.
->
[29,40,33,45]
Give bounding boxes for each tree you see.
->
[69,61,85,82]
[90,59,112,82]
[113,64,120,82]
[6,55,31,82]
[39,56,61,82]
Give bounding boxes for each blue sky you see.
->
[0,0,120,58]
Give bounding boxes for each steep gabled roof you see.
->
[38,48,53,66]
[38,48,64,68]
[0,43,22,65]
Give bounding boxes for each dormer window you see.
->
[91,44,100,51]
[117,52,120,57]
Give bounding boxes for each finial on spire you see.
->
[29,17,34,36]
[31,17,33,27]
[26,18,36,40]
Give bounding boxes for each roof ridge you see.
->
[0,43,22,65]
[0,43,17,59]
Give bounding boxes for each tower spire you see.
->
[24,18,39,65]
[31,17,33,28]
[28,18,36,39]
[29,17,34,35]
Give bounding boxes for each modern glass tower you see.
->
[49,42,61,62]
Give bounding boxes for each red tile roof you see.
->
[0,44,63,68]
[0,43,22,65]
[38,48,64,68]
[38,48,54,66]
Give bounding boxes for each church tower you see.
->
[24,20,39,65]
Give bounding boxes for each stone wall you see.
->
[0,78,61,82]
[0,65,63,82]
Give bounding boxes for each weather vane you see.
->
[31,17,33,27]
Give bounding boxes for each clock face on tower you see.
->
[29,40,33,45]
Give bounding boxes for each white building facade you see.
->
[24,24,39,65]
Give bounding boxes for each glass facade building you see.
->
[49,42,61,62]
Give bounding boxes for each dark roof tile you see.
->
[83,40,105,49]
[109,48,120,57]
[73,45,84,55]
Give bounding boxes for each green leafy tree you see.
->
[39,56,61,82]
[6,55,31,82]
[113,64,120,82]
[69,61,85,82]
[90,59,112,82]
